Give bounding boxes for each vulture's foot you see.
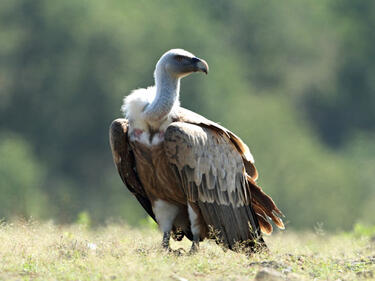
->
[189,240,199,255]
[162,231,171,250]
[162,232,186,255]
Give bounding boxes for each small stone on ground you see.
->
[255,268,284,281]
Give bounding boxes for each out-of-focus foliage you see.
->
[0,133,48,218]
[0,0,373,230]
[306,0,375,146]
[352,223,375,238]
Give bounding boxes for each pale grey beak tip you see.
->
[196,59,209,74]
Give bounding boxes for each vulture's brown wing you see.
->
[164,122,265,250]
[174,108,284,234]
[109,119,190,241]
[109,119,156,221]
[109,118,193,241]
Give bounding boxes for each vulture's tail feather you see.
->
[198,201,266,252]
[247,175,285,233]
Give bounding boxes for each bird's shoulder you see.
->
[171,107,254,162]
[168,107,258,180]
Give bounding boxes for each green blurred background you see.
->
[0,0,374,231]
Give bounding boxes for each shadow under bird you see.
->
[109,49,284,253]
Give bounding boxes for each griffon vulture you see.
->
[110,49,284,253]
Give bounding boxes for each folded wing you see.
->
[164,122,265,250]
[109,119,156,221]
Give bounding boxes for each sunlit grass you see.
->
[0,220,373,280]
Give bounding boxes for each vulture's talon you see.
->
[189,242,199,255]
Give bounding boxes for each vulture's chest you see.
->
[129,140,185,204]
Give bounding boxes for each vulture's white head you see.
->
[124,49,209,131]
[154,49,209,80]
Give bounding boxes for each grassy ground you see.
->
[0,220,374,281]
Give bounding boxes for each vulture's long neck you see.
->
[143,69,180,125]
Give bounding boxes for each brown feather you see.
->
[247,175,284,216]
[109,119,157,223]
[173,108,283,232]
[109,119,192,240]
[175,107,258,180]
[164,121,266,250]
[256,213,273,235]
[247,175,284,231]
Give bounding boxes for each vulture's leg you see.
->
[162,231,171,250]
[190,235,200,254]
[188,203,201,254]
[152,199,179,251]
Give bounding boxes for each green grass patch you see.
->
[0,220,374,280]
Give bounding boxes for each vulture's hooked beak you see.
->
[192,57,209,74]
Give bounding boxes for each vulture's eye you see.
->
[175,55,184,62]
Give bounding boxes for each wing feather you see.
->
[109,119,156,220]
[164,122,265,250]
[109,118,190,241]
[175,107,258,180]
[173,108,284,231]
